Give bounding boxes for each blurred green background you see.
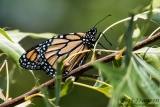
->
[0,0,155,107]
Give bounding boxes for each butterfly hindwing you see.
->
[19,43,43,70]
[19,37,54,70]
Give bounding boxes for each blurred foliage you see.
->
[0,0,160,107]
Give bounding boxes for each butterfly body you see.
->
[19,28,97,77]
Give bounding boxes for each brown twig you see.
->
[0,32,160,107]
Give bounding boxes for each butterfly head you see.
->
[84,15,111,49]
[84,27,97,48]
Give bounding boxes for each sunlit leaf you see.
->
[60,78,74,97]
[145,0,160,10]
[95,84,112,97]
[152,0,160,8]
[5,30,57,43]
[0,33,25,68]
[132,25,140,39]
[0,28,14,43]
[135,47,160,72]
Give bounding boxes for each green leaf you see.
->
[95,84,112,97]
[133,53,160,81]
[125,13,134,66]
[151,7,160,25]
[112,57,123,67]
[151,12,160,25]
[5,30,57,42]
[38,84,53,107]
[50,69,74,105]
[93,53,160,107]
[132,25,140,38]
[0,28,14,43]
[0,33,25,68]
[60,78,74,97]
[144,0,160,10]
[152,0,160,8]
[55,60,63,106]
[93,62,126,92]
[133,54,160,98]
[135,47,160,72]
[93,70,104,87]
[93,62,138,107]
[117,33,125,50]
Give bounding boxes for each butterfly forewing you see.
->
[41,34,89,77]
[19,28,97,78]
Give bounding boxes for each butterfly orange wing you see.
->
[19,33,90,77]
[41,33,89,77]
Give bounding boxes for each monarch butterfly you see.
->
[19,15,111,78]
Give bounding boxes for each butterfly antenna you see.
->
[94,14,111,28]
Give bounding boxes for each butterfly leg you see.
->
[97,32,112,46]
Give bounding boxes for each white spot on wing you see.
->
[49,39,52,42]
[60,35,63,38]
[23,55,25,58]
[54,36,58,38]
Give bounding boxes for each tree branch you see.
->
[1,32,160,107]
